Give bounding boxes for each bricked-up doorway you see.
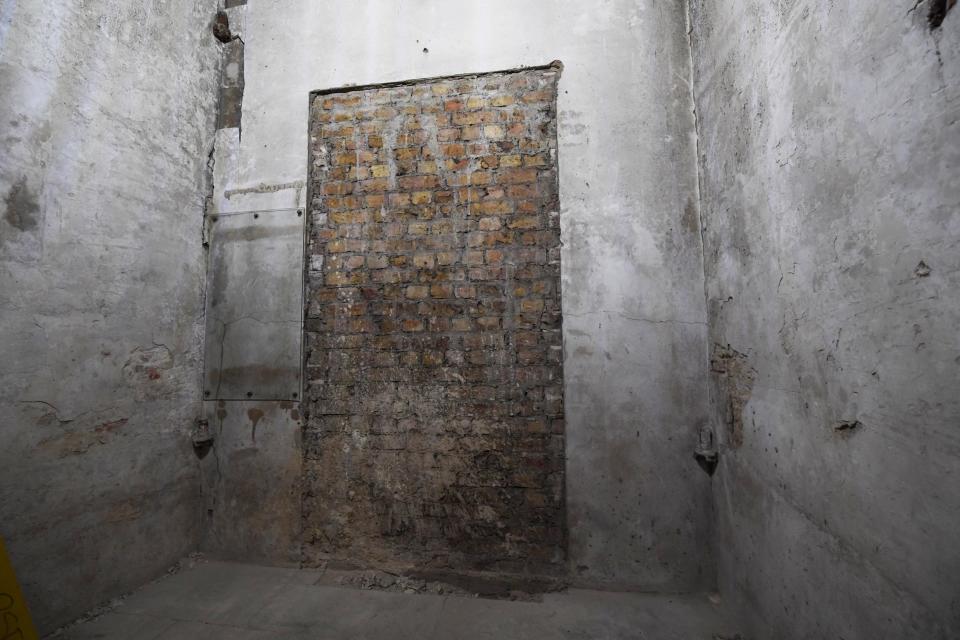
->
[303,65,564,577]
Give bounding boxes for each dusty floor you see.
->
[54,560,740,639]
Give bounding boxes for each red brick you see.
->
[521,89,552,103]
[402,318,425,332]
[405,285,429,299]
[441,143,466,158]
[501,168,537,184]
[306,69,563,572]
[437,128,461,142]
[430,283,453,298]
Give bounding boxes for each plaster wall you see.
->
[0,0,220,631]
[213,0,712,589]
[689,1,960,637]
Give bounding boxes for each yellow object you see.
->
[0,537,39,640]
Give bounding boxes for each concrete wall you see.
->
[213,0,712,589]
[689,0,960,637]
[0,0,220,631]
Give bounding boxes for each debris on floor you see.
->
[312,565,568,602]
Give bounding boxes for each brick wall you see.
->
[303,66,564,576]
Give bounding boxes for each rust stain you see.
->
[218,365,294,383]
[98,418,129,433]
[106,500,142,523]
[36,418,129,458]
[121,345,173,400]
[248,407,265,442]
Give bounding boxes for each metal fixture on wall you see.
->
[202,207,305,401]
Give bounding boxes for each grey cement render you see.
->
[209,0,713,591]
[688,0,960,637]
[0,0,221,632]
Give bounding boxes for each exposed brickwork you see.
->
[303,67,564,576]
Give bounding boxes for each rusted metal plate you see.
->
[203,208,304,400]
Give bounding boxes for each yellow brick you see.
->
[451,318,472,331]
[483,125,505,140]
[413,253,435,268]
[411,191,433,205]
[508,216,540,230]
[521,299,545,313]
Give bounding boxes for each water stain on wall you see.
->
[4,176,40,232]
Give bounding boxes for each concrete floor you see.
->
[55,561,739,639]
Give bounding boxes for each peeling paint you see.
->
[36,418,128,458]
[710,344,756,449]
[223,180,304,200]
